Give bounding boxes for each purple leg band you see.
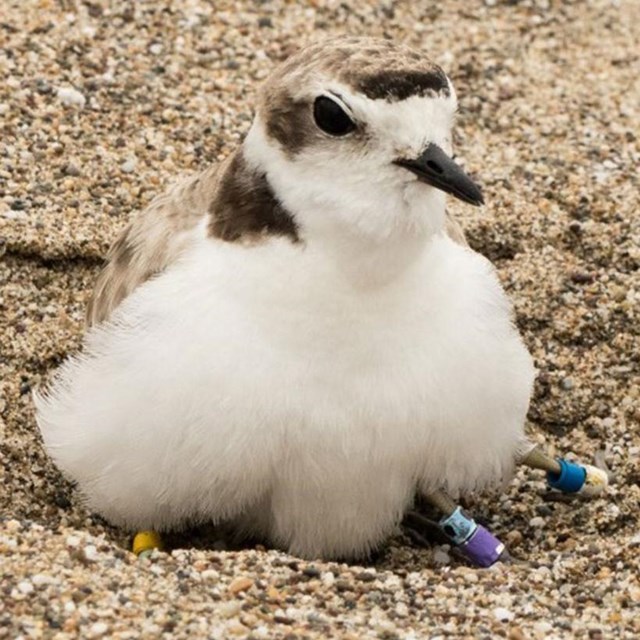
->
[460,524,505,568]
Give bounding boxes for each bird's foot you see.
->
[519,444,609,497]
[132,530,163,557]
[424,491,505,568]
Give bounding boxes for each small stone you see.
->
[36,79,52,95]
[266,585,281,601]
[17,581,34,595]
[121,158,137,173]
[5,520,21,532]
[65,535,81,547]
[321,571,335,587]
[228,577,254,594]
[201,569,220,581]
[302,565,321,578]
[432,546,451,565]
[355,570,377,582]
[219,601,242,618]
[493,607,515,622]
[529,517,546,528]
[535,504,553,517]
[560,378,574,390]
[83,545,99,562]
[63,163,81,177]
[533,621,553,634]
[56,86,86,108]
[570,271,593,284]
[88,622,108,637]
[506,530,523,548]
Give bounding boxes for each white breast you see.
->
[36,233,534,558]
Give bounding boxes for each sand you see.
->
[1,0,638,638]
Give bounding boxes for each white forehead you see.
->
[312,78,457,155]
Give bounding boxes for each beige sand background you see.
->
[1,0,638,638]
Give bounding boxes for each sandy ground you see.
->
[1,0,639,638]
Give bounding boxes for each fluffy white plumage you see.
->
[36,37,535,559]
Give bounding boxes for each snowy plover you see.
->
[36,37,607,564]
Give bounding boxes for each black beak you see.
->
[394,144,484,206]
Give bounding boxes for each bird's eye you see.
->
[313,96,356,136]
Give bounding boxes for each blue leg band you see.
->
[547,459,587,493]
[438,506,478,545]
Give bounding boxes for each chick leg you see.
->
[423,489,506,568]
[517,440,609,497]
[132,530,163,558]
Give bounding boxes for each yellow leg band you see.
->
[132,530,163,556]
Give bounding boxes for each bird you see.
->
[36,36,538,561]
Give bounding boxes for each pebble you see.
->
[432,546,451,565]
[561,377,574,390]
[533,621,553,635]
[84,544,99,562]
[120,158,137,174]
[493,607,515,622]
[88,622,109,637]
[17,580,34,595]
[64,163,82,177]
[219,601,243,618]
[56,86,86,108]
[66,535,81,548]
[228,577,254,594]
[506,530,523,548]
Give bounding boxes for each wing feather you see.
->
[85,162,223,327]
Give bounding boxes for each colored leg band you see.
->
[460,525,505,568]
[546,458,587,493]
[132,530,163,556]
[438,507,504,567]
[438,506,477,546]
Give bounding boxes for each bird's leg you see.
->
[132,530,163,558]
[517,441,609,497]
[424,489,505,568]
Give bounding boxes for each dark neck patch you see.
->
[352,68,450,101]
[208,151,299,243]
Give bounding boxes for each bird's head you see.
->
[243,37,483,243]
